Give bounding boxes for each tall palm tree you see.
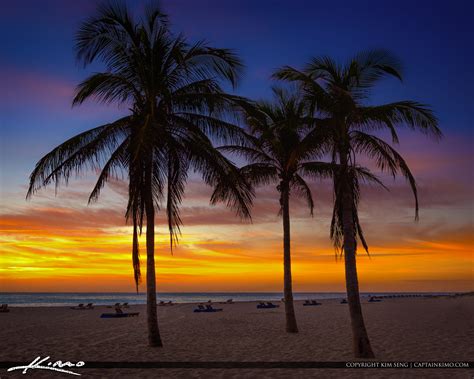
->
[274,50,441,357]
[27,1,253,347]
[221,88,338,333]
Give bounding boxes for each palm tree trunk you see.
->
[341,182,374,358]
[145,169,163,347]
[280,181,298,333]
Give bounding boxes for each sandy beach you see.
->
[1,295,472,378]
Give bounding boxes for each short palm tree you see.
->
[221,88,337,333]
[27,2,253,347]
[274,50,441,357]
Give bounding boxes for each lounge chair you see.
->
[257,302,279,309]
[220,299,234,304]
[70,303,85,310]
[206,305,222,312]
[0,304,9,313]
[193,304,207,313]
[303,300,321,306]
[122,302,129,308]
[100,307,139,318]
[340,299,348,304]
[368,297,381,303]
[85,303,94,309]
[193,304,223,313]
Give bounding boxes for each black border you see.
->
[1,361,472,369]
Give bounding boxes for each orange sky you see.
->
[1,165,472,293]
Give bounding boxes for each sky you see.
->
[0,0,472,293]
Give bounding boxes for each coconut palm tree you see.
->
[274,50,441,357]
[27,1,253,347]
[220,88,340,333]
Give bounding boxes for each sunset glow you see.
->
[1,175,472,292]
[1,0,472,294]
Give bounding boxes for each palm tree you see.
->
[27,1,253,347]
[274,50,441,357]
[221,88,337,333]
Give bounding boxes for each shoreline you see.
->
[2,292,470,308]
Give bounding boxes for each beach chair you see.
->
[340,299,348,304]
[205,305,223,312]
[193,304,208,312]
[0,304,9,313]
[167,301,174,306]
[122,302,129,308]
[106,302,121,308]
[194,304,222,313]
[368,297,381,303]
[220,299,234,304]
[100,307,139,318]
[303,300,321,306]
[257,302,279,309]
[70,303,85,310]
[85,303,94,309]
[193,305,203,312]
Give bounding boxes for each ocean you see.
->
[0,292,453,307]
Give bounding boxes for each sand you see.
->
[1,296,472,378]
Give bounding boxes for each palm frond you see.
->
[351,131,419,219]
[352,101,441,139]
[132,216,141,293]
[27,117,129,198]
[75,0,140,67]
[218,145,275,165]
[165,147,188,251]
[173,113,250,146]
[170,122,254,220]
[298,161,338,180]
[240,163,278,187]
[291,174,314,216]
[304,55,342,84]
[73,72,142,106]
[346,49,403,93]
[88,137,129,203]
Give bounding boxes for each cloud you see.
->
[1,66,127,120]
[0,206,126,236]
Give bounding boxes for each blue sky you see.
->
[1,0,472,197]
